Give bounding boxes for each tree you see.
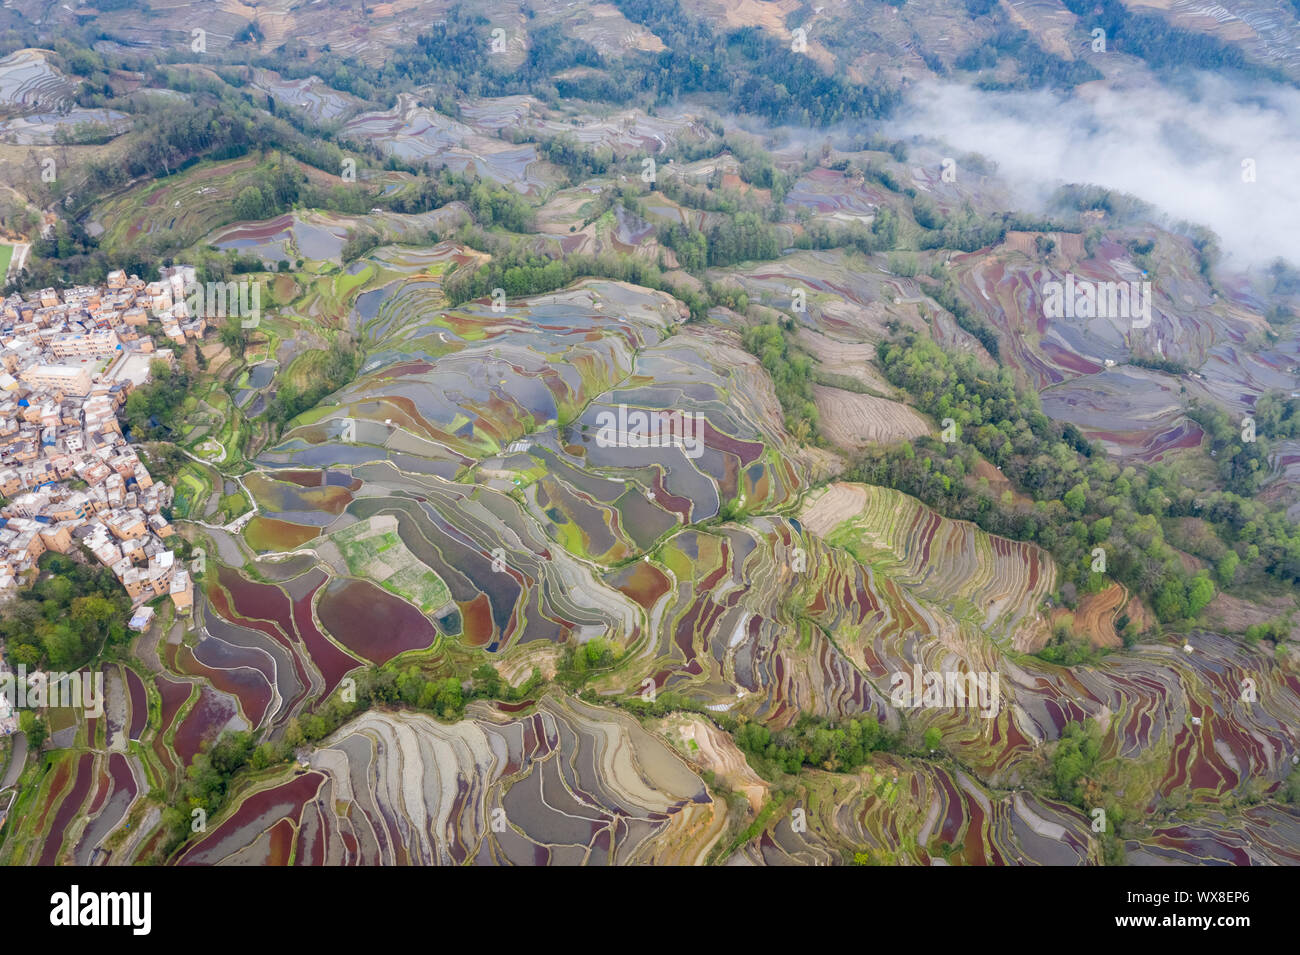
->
[124,363,192,439]
[10,643,40,667]
[1090,516,1112,544]
[1216,551,1239,588]
[1185,574,1215,618]
[233,185,269,221]
[1051,720,1103,807]
[218,320,248,357]
[1154,580,1188,622]
[19,710,47,749]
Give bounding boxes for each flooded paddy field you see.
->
[784,167,890,223]
[41,160,1297,868]
[247,68,366,123]
[1041,366,1204,461]
[0,107,129,145]
[0,49,75,111]
[315,577,438,663]
[344,95,552,195]
[180,698,717,865]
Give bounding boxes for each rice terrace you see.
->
[0,0,1298,908]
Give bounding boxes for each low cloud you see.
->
[889,74,1300,268]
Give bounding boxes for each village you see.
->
[0,266,208,631]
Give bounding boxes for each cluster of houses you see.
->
[0,267,202,620]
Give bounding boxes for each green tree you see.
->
[1089,516,1112,544]
[1185,574,1215,618]
[1154,580,1188,622]
[19,710,46,749]
[233,185,269,221]
[1051,720,1102,807]
[1216,551,1239,588]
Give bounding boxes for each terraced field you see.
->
[813,385,930,451]
[178,698,719,865]
[0,49,74,113]
[808,482,1056,650]
[0,107,130,145]
[82,244,1296,866]
[187,447,1299,866]
[86,156,343,251]
[247,68,367,123]
[793,484,1300,826]
[729,758,1099,865]
[718,249,936,343]
[208,206,469,268]
[0,657,245,866]
[344,95,554,195]
[7,0,1300,876]
[785,167,889,224]
[1040,366,1203,462]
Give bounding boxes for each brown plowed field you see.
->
[813,384,929,450]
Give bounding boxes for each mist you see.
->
[888,73,1300,268]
